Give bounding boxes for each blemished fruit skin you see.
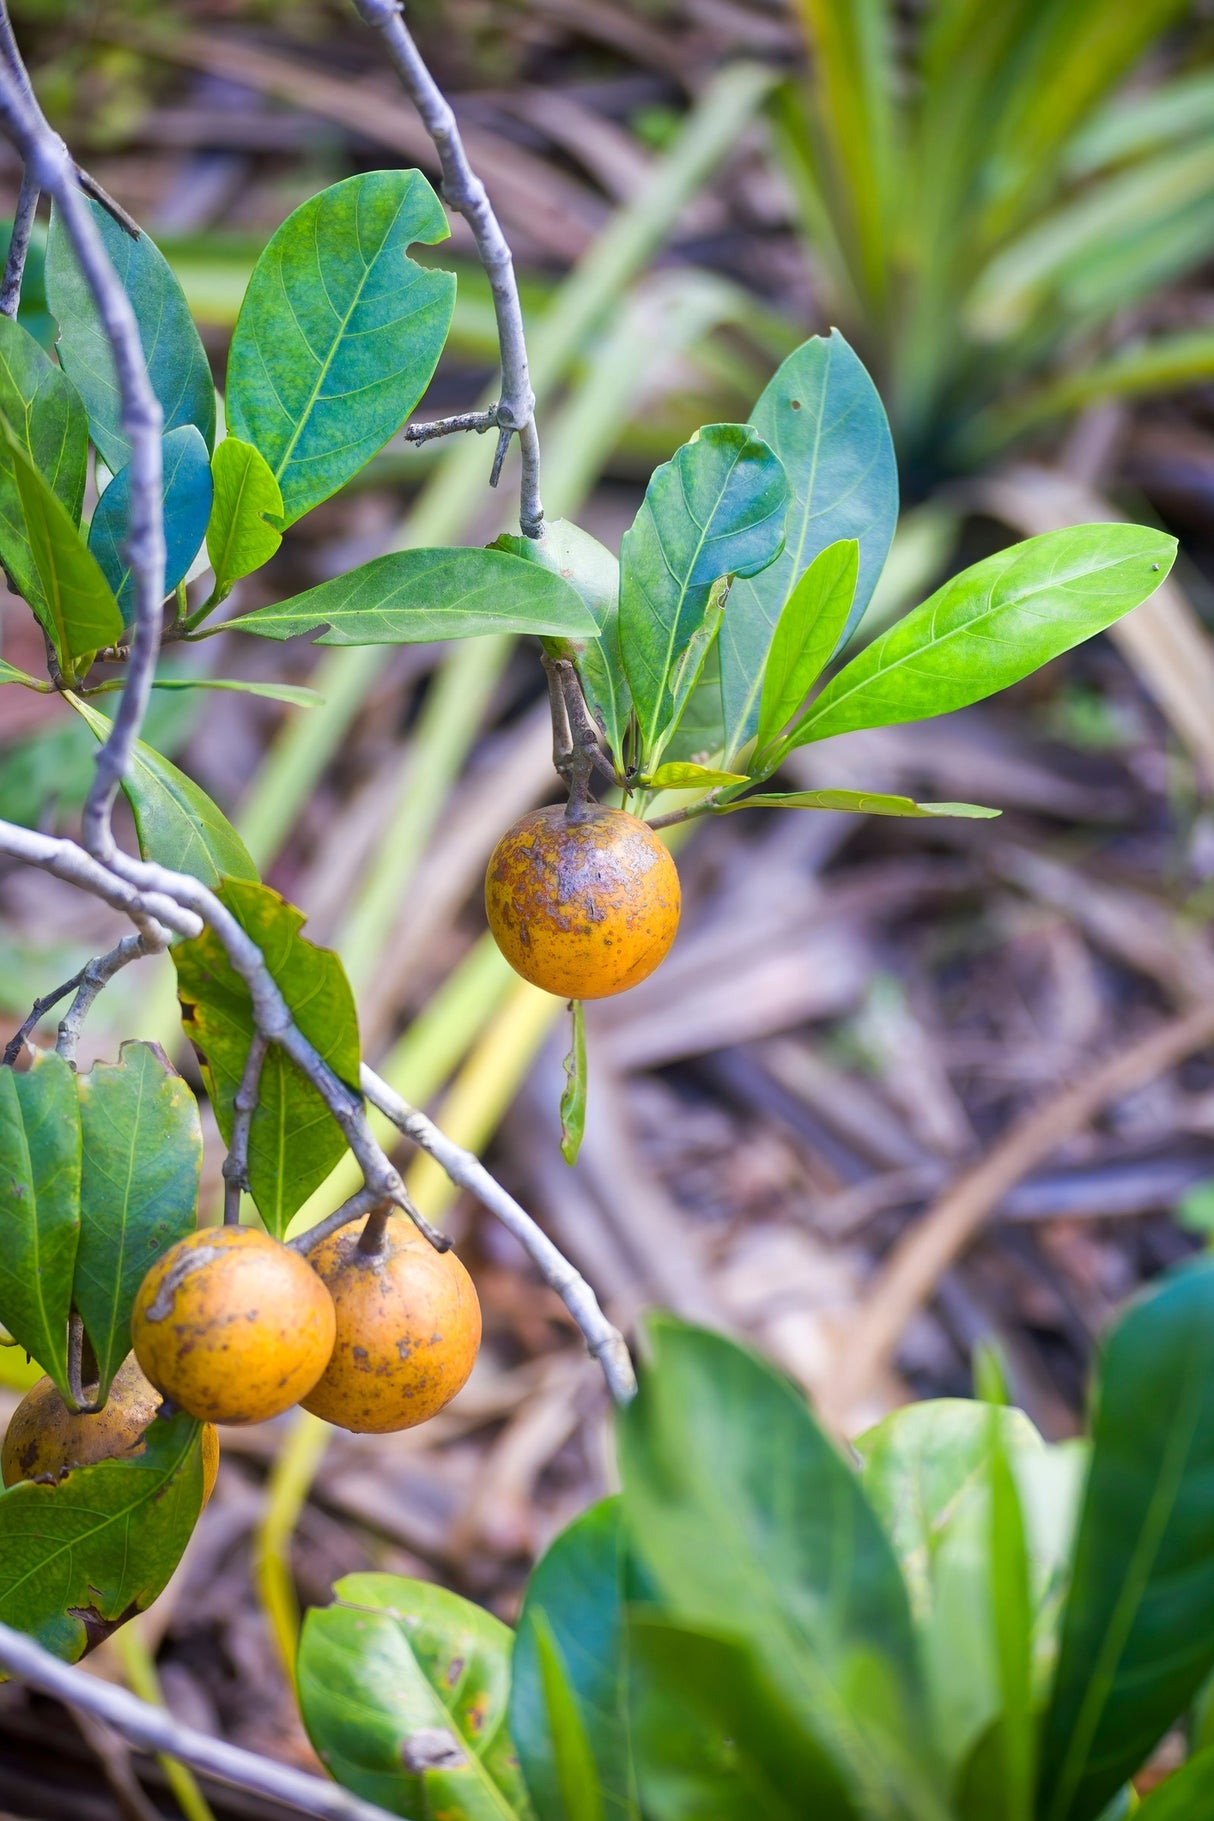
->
[1,1353,220,1504]
[131,1225,336,1426]
[484,803,681,999]
[302,1215,481,1433]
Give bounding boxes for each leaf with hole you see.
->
[206,436,283,602]
[792,524,1177,747]
[619,423,788,767]
[298,1572,533,1820]
[0,1410,204,1661]
[70,696,257,889]
[226,170,456,524]
[223,546,598,645]
[720,332,898,760]
[46,197,215,474]
[0,1048,80,1403]
[172,880,359,1235]
[73,1042,201,1406]
[88,425,212,621]
[0,313,87,614]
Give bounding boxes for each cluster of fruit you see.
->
[2,1215,480,1493]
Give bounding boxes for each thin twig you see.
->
[57,932,155,1065]
[222,1033,268,1224]
[0,165,38,317]
[823,996,1214,1427]
[0,1619,405,1821]
[403,407,499,445]
[349,0,543,537]
[74,164,141,239]
[360,1063,637,1402]
[290,1186,388,1256]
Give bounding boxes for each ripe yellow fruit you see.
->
[484,804,680,999]
[1,1352,220,1504]
[132,1226,336,1426]
[302,1215,481,1433]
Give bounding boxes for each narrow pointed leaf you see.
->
[70,696,257,888]
[0,313,87,613]
[0,658,39,686]
[1,419,121,669]
[559,999,586,1167]
[299,1573,533,1820]
[226,170,456,524]
[0,1049,80,1401]
[46,197,215,474]
[619,423,788,765]
[794,525,1177,747]
[224,546,597,644]
[722,789,999,818]
[88,425,212,620]
[638,762,748,788]
[205,435,283,600]
[172,880,359,1234]
[755,539,858,753]
[720,332,897,759]
[74,1042,201,1405]
[145,678,322,707]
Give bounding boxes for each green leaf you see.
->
[755,539,858,754]
[1039,1257,1214,1821]
[512,1498,638,1821]
[1,417,121,672]
[298,1572,533,1821]
[223,546,598,646]
[559,999,586,1168]
[0,659,40,687]
[172,880,359,1235]
[528,1616,606,1821]
[629,1615,860,1821]
[720,332,898,760]
[205,436,283,601]
[618,1315,939,1813]
[0,1049,80,1401]
[794,525,1177,748]
[73,1042,201,1406]
[619,423,788,766]
[724,789,999,819]
[0,313,87,614]
[638,762,749,788]
[1133,1746,1214,1819]
[69,696,257,889]
[144,678,321,707]
[984,1412,1035,1821]
[226,170,456,525]
[88,425,213,620]
[46,197,215,474]
[0,1409,203,1661]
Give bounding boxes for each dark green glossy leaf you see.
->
[74,1042,201,1405]
[1039,1257,1214,1821]
[755,538,858,754]
[206,435,283,601]
[89,426,212,620]
[298,1572,532,1820]
[511,1498,638,1821]
[0,1049,80,1400]
[619,423,788,765]
[223,546,597,646]
[618,1315,939,1813]
[1,419,121,672]
[172,880,359,1235]
[0,313,87,614]
[0,1410,203,1661]
[724,789,998,818]
[226,171,455,525]
[795,525,1177,747]
[559,999,586,1167]
[721,332,897,760]
[630,1615,860,1821]
[1133,1746,1214,1819]
[70,696,257,889]
[46,198,215,474]
[528,1616,605,1821]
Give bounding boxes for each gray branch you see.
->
[0,929,156,1069]
[222,1032,268,1223]
[0,1620,404,1821]
[360,1063,637,1403]
[0,166,38,317]
[349,0,543,538]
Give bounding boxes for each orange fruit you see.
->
[302,1214,480,1433]
[132,1226,335,1426]
[1,1352,220,1504]
[484,804,680,999]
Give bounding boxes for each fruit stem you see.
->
[356,1206,391,1257]
[541,652,612,820]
